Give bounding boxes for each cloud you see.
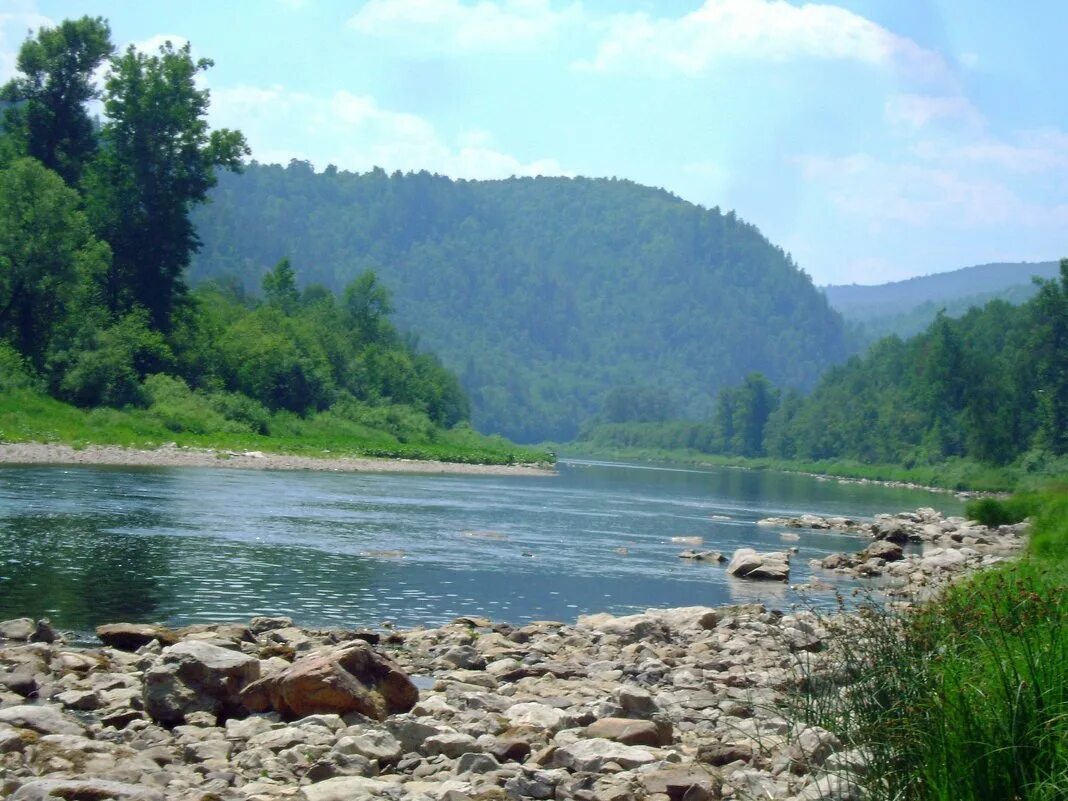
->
[580,0,948,81]
[209,84,566,179]
[884,93,984,132]
[911,128,1068,174]
[796,152,1068,230]
[0,5,53,82]
[349,0,582,53]
[128,34,191,55]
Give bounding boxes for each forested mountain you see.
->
[582,262,1068,473]
[190,162,850,441]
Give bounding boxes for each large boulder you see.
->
[552,737,656,772]
[97,623,179,651]
[0,618,36,641]
[143,640,260,725]
[727,548,791,581]
[240,640,417,721]
[10,779,163,801]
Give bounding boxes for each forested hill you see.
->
[825,261,1058,318]
[191,162,850,442]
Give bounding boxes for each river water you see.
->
[0,459,962,634]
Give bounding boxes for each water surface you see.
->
[0,458,962,633]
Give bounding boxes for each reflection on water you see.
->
[0,460,962,634]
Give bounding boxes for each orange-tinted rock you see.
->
[241,641,416,721]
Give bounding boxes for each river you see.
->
[0,458,962,634]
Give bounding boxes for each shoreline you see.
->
[0,442,555,476]
[0,505,1029,800]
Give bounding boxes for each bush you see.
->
[0,343,39,392]
[142,373,249,435]
[965,495,1038,527]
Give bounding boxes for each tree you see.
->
[262,257,299,314]
[86,40,248,330]
[0,158,110,370]
[0,17,113,184]
[1030,260,1068,454]
[344,270,394,343]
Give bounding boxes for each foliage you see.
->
[792,487,1068,801]
[0,18,509,465]
[0,158,109,370]
[190,163,851,441]
[579,261,1068,481]
[84,39,248,329]
[0,16,113,183]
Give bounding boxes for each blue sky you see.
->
[3,1,1066,285]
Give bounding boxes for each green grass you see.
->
[0,388,553,467]
[794,486,1068,801]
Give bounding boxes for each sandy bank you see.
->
[0,442,554,476]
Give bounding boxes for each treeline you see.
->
[190,161,850,442]
[0,17,488,456]
[581,263,1068,471]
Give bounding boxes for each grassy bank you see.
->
[796,488,1068,801]
[0,388,552,466]
[557,442,1067,493]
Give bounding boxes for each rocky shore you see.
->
[0,443,554,476]
[0,508,1029,801]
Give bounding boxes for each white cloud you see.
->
[209,84,566,179]
[128,34,191,55]
[580,0,948,81]
[796,152,1068,230]
[884,93,984,132]
[349,0,582,53]
[0,6,53,82]
[911,128,1068,174]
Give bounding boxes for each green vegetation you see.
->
[190,161,850,442]
[578,263,1068,488]
[0,17,543,466]
[796,487,1068,801]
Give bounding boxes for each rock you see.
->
[249,616,295,634]
[424,731,480,758]
[864,540,904,561]
[31,619,57,644]
[678,550,726,563]
[696,741,755,765]
[727,548,791,581]
[484,736,532,763]
[585,717,670,747]
[97,623,179,651]
[796,773,865,800]
[300,776,392,801]
[552,738,656,772]
[874,519,910,544]
[456,751,501,774]
[0,704,85,736]
[0,669,38,698]
[143,640,261,725]
[241,641,417,721]
[0,618,35,640]
[640,766,723,800]
[504,701,567,731]
[10,779,164,801]
[616,685,657,719]
[440,644,486,670]
[333,729,402,763]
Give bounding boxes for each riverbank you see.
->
[0,442,555,476]
[560,444,1028,494]
[0,505,1038,801]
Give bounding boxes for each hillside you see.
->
[826,260,1057,317]
[190,163,850,442]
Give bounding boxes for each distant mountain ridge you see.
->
[190,163,850,442]
[824,261,1059,318]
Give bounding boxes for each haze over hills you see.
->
[825,261,1059,317]
[190,162,850,442]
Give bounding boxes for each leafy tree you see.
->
[1030,260,1068,454]
[0,16,112,184]
[86,40,248,329]
[262,257,299,314]
[344,270,394,343]
[0,158,110,370]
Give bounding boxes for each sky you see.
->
[3,0,1067,285]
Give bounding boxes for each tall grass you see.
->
[792,488,1068,801]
